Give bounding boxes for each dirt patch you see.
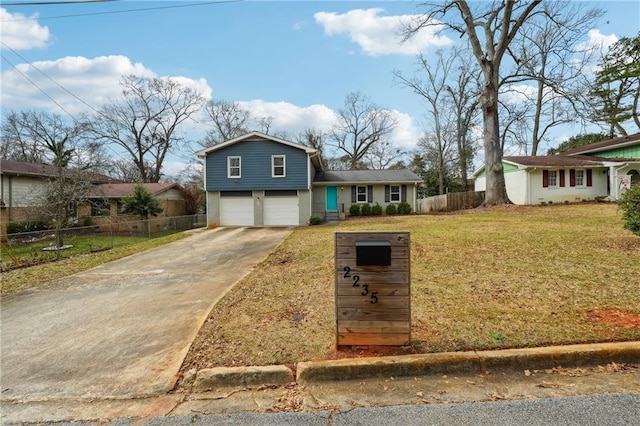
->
[588,308,640,329]
[327,345,418,359]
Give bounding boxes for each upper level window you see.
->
[356,186,367,202]
[228,156,241,178]
[272,155,286,177]
[390,185,401,202]
[575,169,585,186]
[547,170,558,187]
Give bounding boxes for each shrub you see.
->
[397,202,412,215]
[349,204,361,216]
[385,204,397,215]
[7,221,48,234]
[372,203,383,216]
[360,203,372,216]
[618,185,640,236]
[309,216,323,226]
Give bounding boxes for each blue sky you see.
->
[1,1,639,175]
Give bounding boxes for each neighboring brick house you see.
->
[473,133,640,205]
[1,159,188,233]
[84,182,188,225]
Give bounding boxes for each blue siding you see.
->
[205,139,309,191]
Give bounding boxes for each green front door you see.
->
[326,186,338,211]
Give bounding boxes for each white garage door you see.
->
[220,193,254,226]
[264,192,299,226]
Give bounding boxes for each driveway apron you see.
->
[0,227,291,401]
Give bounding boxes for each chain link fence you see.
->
[1,214,207,271]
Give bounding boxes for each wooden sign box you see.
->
[335,231,411,346]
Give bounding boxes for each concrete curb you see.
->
[192,365,294,392]
[295,341,640,384]
[187,342,640,389]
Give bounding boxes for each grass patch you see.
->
[1,232,190,297]
[182,204,640,370]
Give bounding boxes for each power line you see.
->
[1,0,242,22]
[0,1,117,6]
[0,40,103,117]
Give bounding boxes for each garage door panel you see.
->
[264,196,299,226]
[220,197,254,226]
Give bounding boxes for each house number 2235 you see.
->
[343,266,378,304]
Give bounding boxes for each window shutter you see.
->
[367,185,373,203]
[384,185,390,203]
[351,186,356,203]
[570,169,576,187]
[559,169,565,187]
[401,185,407,202]
[542,170,549,188]
[587,169,593,187]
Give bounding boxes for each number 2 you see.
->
[343,265,351,278]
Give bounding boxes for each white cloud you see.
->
[578,28,618,55]
[388,110,422,150]
[314,8,452,56]
[0,55,212,115]
[238,99,338,135]
[0,8,50,50]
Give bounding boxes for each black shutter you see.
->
[401,185,407,202]
[587,169,593,186]
[351,186,356,203]
[559,169,565,187]
[385,185,390,203]
[543,170,549,188]
[367,185,373,203]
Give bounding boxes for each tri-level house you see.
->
[473,133,640,205]
[197,132,422,227]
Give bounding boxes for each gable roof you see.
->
[196,131,317,157]
[313,170,422,185]
[563,132,640,156]
[88,183,183,198]
[0,159,119,183]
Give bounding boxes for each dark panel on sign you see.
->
[355,240,391,266]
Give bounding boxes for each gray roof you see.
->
[314,170,422,184]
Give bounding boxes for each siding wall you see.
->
[312,184,417,217]
[205,139,310,191]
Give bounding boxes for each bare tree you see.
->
[417,131,457,194]
[297,128,328,169]
[1,110,88,167]
[504,2,605,155]
[26,168,94,248]
[407,1,542,205]
[90,75,205,183]
[364,140,406,170]
[328,91,398,170]
[395,47,480,191]
[200,99,251,147]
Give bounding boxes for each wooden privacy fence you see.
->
[416,191,485,213]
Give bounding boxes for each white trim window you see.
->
[228,156,241,178]
[390,185,401,202]
[547,170,558,187]
[272,155,286,177]
[575,169,585,187]
[356,185,367,202]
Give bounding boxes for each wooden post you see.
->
[335,231,411,346]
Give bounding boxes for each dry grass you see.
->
[182,203,640,370]
[0,232,189,297]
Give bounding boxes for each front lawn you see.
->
[182,203,640,370]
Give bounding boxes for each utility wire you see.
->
[1,40,104,117]
[1,0,242,22]
[1,1,117,6]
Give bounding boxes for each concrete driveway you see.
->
[0,227,291,401]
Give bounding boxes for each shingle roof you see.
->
[0,159,119,183]
[314,170,422,184]
[88,183,182,198]
[563,132,640,155]
[503,155,605,167]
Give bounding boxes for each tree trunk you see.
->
[482,70,510,205]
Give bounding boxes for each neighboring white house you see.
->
[474,133,640,205]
